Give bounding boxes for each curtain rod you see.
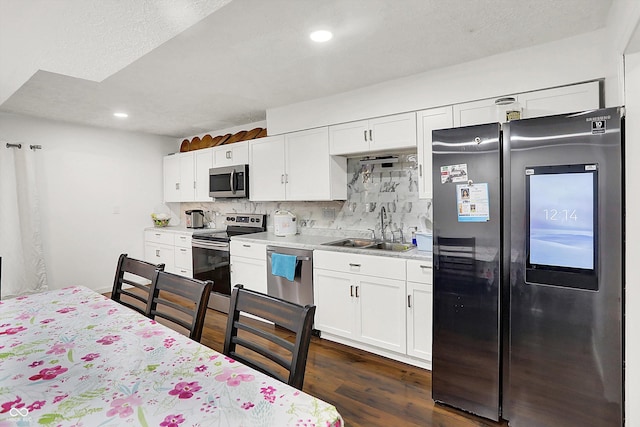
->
[4,143,42,150]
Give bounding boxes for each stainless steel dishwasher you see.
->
[266,246,313,306]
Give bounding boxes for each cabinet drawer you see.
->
[174,233,192,248]
[230,240,267,260]
[406,259,433,284]
[145,230,174,246]
[174,246,192,270]
[314,250,405,280]
[172,267,193,278]
[144,242,174,268]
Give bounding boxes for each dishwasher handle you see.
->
[266,248,310,261]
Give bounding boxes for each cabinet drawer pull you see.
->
[155,233,161,237]
[419,164,423,177]
[226,150,232,159]
[368,129,372,141]
[155,249,160,257]
[419,265,432,269]
[349,263,361,268]
[193,181,196,189]
[281,174,285,184]
[180,248,187,252]
[355,285,359,298]
[363,130,367,141]
[242,244,251,248]
[408,295,412,308]
[175,183,180,190]
[350,285,354,297]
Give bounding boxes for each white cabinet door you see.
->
[407,281,433,361]
[163,155,181,202]
[230,256,267,294]
[329,119,369,155]
[313,269,357,339]
[174,246,192,270]
[178,153,195,201]
[519,81,600,119]
[416,106,454,199]
[249,135,286,201]
[357,275,406,353]
[144,242,175,272]
[453,97,515,127]
[213,141,249,167]
[369,112,417,152]
[285,127,332,200]
[194,149,213,202]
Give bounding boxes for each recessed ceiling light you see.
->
[113,112,129,118]
[310,30,333,43]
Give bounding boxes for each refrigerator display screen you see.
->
[525,164,598,290]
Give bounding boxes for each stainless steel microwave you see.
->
[209,164,249,198]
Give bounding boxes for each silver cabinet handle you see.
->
[242,244,251,248]
[281,174,285,184]
[419,164,423,177]
[364,130,367,141]
[369,129,372,141]
[285,174,289,183]
[355,286,359,298]
[155,249,160,257]
[175,183,179,190]
[193,181,196,189]
[155,233,161,237]
[180,248,187,253]
[226,150,232,159]
[408,295,412,308]
[349,263,361,268]
[420,265,432,269]
[350,285,354,297]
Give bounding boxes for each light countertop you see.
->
[232,231,432,261]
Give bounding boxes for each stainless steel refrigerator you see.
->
[431,107,624,427]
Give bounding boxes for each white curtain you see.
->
[0,144,47,298]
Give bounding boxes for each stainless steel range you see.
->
[191,213,266,312]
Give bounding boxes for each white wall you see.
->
[0,113,175,293]
[268,29,619,135]
[625,51,640,427]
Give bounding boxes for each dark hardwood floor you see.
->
[112,290,504,427]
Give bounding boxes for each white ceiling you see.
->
[0,0,616,138]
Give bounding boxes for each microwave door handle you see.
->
[229,169,236,194]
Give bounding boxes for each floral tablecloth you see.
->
[0,286,343,427]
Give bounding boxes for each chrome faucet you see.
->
[380,206,387,241]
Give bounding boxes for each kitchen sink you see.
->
[322,238,416,252]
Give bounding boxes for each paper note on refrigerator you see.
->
[457,183,490,222]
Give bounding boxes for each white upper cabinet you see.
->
[163,152,196,203]
[518,81,600,118]
[250,128,347,201]
[249,135,287,201]
[213,141,249,167]
[194,149,213,202]
[416,106,453,199]
[329,112,417,155]
[453,81,600,127]
[164,150,213,203]
[453,96,519,127]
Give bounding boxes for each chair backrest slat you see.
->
[223,285,316,390]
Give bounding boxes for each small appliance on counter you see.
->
[185,210,205,229]
[273,210,297,236]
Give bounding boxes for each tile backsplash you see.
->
[179,153,431,242]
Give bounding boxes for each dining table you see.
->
[0,286,343,426]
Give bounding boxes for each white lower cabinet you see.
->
[144,229,193,278]
[406,260,433,361]
[313,250,407,355]
[314,250,433,368]
[230,241,267,294]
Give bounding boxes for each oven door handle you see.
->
[191,240,230,251]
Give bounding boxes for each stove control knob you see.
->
[250,218,255,222]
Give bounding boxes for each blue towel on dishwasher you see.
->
[271,253,297,282]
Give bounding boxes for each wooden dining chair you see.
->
[111,254,164,315]
[146,271,213,342]
[223,285,316,390]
